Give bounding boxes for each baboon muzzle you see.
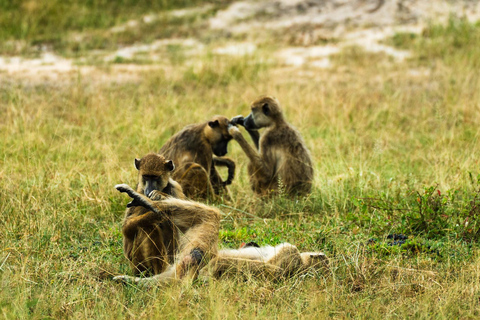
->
[144,180,157,197]
[212,142,229,157]
[243,113,259,130]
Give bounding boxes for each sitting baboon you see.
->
[229,96,314,196]
[120,153,217,277]
[159,116,235,200]
[115,183,220,285]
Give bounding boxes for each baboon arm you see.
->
[228,127,271,177]
[116,184,162,215]
[213,157,236,185]
[116,184,219,230]
[230,115,260,149]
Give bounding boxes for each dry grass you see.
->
[1,5,480,318]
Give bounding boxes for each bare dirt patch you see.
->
[1,0,479,81]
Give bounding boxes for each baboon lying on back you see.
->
[202,242,328,281]
[229,96,314,196]
[159,116,235,200]
[120,153,219,277]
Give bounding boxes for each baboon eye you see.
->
[262,103,270,116]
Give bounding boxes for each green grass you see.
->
[0,0,226,56]
[2,13,480,319]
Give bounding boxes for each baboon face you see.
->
[205,116,232,157]
[243,96,281,130]
[135,153,175,196]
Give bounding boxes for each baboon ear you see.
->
[208,120,219,128]
[262,103,270,116]
[165,160,175,172]
[134,158,141,170]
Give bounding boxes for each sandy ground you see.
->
[1,0,479,82]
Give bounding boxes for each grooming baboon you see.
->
[159,116,235,200]
[229,96,314,196]
[115,183,220,285]
[201,242,328,281]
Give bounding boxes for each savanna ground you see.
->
[1,1,480,318]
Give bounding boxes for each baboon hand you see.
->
[115,184,135,196]
[115,184,143,207]
[228,125,241,137]
[148,190,164,201]
[230,115,245,126]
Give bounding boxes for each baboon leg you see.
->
[128,228,168,276]
[113,265,179,287]
[175,162,215,200]
[265,243,304,277]
[156,198,220,280]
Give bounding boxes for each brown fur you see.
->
[122,153,186,275]
[116,183,221,285]
[159,116,235,200]
[229,96,314,196]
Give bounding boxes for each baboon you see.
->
[115,182,220,285]
[121,153,204,276]
[201,242,328,281]
[133,153,185,200]
[159,116,235,200]
[229,96,314,196]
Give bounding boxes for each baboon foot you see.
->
[112,275,139,284]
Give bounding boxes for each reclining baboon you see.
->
[229,96,314,196]
[159,115,235,200]
[116,183,221,284]
[202,242,328,281]
[115,181,327,285]
[120,153,217,277]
